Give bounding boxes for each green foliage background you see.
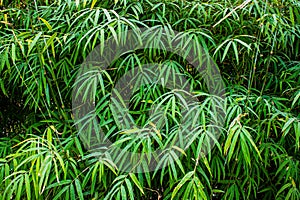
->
[0,0,300,199]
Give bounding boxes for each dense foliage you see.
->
[0,0,300,199]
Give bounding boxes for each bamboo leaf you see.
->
[129,173,144,194]
[171,171,194,199]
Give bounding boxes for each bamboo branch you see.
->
[213,0,252,28]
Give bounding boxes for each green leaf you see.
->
[27,32,42,56]
[39,18,53,31]
[292,91,300,108]
[42,33,57,53]
[222,41,232,62]
[53,185,69,200]
[129,173,144,194]
[70,184,76,200]
[75,179,84,200]
[171,171,194,199]
[25,174,31,200]
[232,41,239,64]
[125,178,134,200]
